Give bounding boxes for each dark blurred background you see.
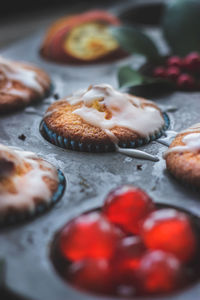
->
[1,0,119,16]
[0,0,122,49]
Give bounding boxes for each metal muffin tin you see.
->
[0,0,200,299]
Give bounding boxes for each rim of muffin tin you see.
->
[0,169,66,228]
[1,0,198,299]
[39,113,170,153]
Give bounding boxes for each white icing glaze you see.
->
[0,144,58,212]
[65,84,164,137]
[163,123,200,158]
[180,123,200,134]
[0,56,46,97]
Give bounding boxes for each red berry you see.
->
[177,74,196,90]
[153,66,166,78]
[59,212,123,261]
[183,52,200,72]
[167,56,182,68]
[137,250,182,294]
[67,259,113,294]
[166,66,180,80]
[141,209,196,262]
[103,185,155,234]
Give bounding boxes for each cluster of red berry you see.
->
[153,52,200,90]
[58,185,197,297]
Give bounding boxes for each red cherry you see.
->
[59,212,123,261]
[67,259,113,294]
[111,237,145,297]
[153,66,166,78]
[112,236,145,275]
[167,56,182,68]
[141,209,197,262]
[103,185,155,234]
[183,52,200,72]
[166,66,180,81]
[137,250,182,294]
[113,236,146,262]
[177,74,196,90]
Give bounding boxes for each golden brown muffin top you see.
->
[0,56,51,113]
[44,84,164,144]
[0,144,58,215]
[164,123,200,188]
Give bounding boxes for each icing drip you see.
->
[115,145,159,162]
[65,84,165,138]
[0,56,45,97]
[156,130,178,147]
[163,123,200,158]
[0,144,58,212]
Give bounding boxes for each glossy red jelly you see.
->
[59,212,123,261]
[137,250,182,294]
[111,236,145,294]
[68,258,113,294]
[113,236,146,263]
[103,185,155,234]
[141,209,197,262]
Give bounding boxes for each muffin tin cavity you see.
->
[51,198,200,298]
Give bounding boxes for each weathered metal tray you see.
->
[0,0,200,299]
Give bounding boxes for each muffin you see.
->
[40,10,127,64]
[41,84,169,152]
[164,123,200,189]
[0,144,65,225]
[0,56,51,113]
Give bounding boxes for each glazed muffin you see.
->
[0,56,51,113]
[0,144,65,225]
[164,123,200,189]
[40,10,127,64]
[41,84,169,152]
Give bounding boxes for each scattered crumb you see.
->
[79,175,90,190]
[137,164,142,170]
[18,134,26,141]
[54,93,60,100]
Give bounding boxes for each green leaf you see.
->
[118,66,157,89]
[110,26,160,62]
[162,0,200,55]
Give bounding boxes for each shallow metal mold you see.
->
[0,1,200,300]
